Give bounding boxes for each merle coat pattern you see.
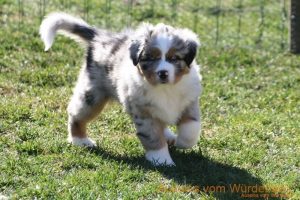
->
[40,13,202,166]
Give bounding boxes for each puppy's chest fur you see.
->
[126,71,201,125]
[144,86,195,124]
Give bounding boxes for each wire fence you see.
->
[1,0,290,51]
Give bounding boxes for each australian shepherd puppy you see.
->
[40,13,202,166]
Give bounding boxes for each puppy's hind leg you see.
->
[67,72,108,147]
[68,92,107,147]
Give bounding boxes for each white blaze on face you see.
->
[154,34,175,84]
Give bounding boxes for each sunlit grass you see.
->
[0,0,299,199]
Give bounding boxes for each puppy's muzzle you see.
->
[157,70,169,83]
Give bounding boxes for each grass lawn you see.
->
[0,0,299,199]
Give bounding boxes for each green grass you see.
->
[0,0,299,199]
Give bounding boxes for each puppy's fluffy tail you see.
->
[39,12,96,51]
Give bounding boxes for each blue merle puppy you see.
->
[40,12,202,166]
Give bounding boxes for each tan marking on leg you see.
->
[178,115,198,125]
[69,120,87,138]
[68,98,108,139]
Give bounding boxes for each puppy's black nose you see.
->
[157,70,169,81]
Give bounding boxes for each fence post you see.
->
[290,0,300,54]
[215,0,221,45]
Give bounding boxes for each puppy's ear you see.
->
[129,40,143,66]
[129,23,154,66]
[184,40,198,67]
[178,28,200,67]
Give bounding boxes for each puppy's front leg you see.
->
[176,100,201,149]
[133,115,175,166]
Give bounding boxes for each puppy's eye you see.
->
[169,55,181,62]
[149,56,159,61]
[141,55,159,62]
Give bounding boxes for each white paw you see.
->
[68,136,96,147]
[164,128,177,146]
[145,145,175,166]
[175,121,200,149]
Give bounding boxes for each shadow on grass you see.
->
[89,146,284,200]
